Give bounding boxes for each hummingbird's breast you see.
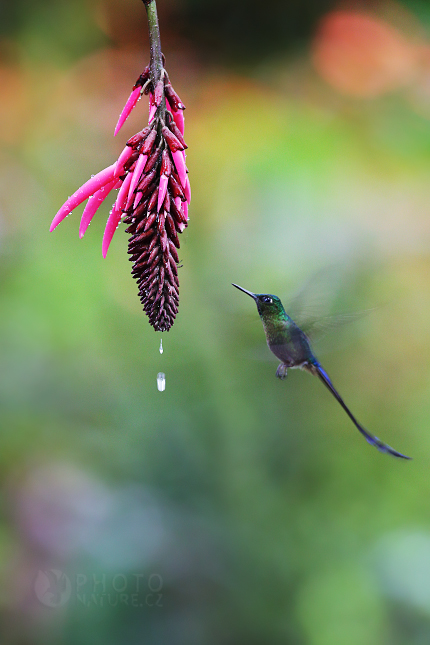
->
[265,320,314,367]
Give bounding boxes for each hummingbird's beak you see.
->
[232,283,257,299]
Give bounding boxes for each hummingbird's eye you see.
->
[261,296,273,304]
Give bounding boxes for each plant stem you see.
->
[143,0,166,122]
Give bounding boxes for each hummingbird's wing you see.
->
[299,309,376,342]
[311,364,411,460]
[285,267,376,343]
[286,265,344,324]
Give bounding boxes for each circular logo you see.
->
[34,569,71,608]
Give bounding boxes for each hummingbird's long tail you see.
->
[311,364,411,459]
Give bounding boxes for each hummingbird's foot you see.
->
[276,363,288,380]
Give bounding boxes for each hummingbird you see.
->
[232,283,410,460]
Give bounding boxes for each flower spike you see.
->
[50,0,189,332]
[51,66,189,331]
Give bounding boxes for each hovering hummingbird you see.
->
[232,283,410,459]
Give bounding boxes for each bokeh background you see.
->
[1,0,430,642]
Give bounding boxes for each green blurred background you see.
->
[1,0,430,642]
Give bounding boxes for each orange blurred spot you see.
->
[312,11,418,97]
[0,65,29,144]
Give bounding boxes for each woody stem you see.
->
[143,0,166,122]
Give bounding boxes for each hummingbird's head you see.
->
[232,284,285,319]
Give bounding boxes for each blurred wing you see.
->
[286,265,344,326]
[284,266,377,343]
[299,309,377,342]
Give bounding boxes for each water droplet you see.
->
[159,339,163,354]
[157,372,165,392]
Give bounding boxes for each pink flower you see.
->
[50,63,190,332]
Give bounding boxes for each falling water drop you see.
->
[157,372,165,392]
[159,339,163,354]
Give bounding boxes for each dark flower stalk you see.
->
[50,0,190,332]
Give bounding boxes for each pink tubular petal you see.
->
[128,153,147,201]
[157,175,169,213]
[182,201,189,221]
[115,146,134,177]
[178,202,188,232]
[148,94,156,123]
[133,191,143,209]
[79,178,117,238]
[125,179,138,210]
[172,150,187,189]
[148,104,157,123]
[174,196,182,212]
[125,193,133,211]
[102,203,122,258]
[116,172,133,212]
[172,107,185,135]
[114,86,141,136]
[50,164,116,232]
[184,175,191,204]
